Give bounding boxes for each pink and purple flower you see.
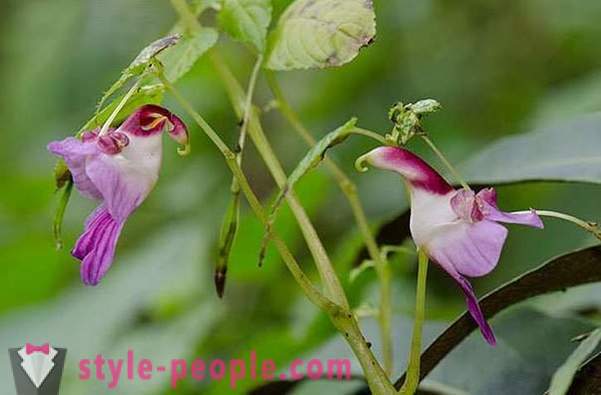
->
[48,105,188,286]
[359,146,543,345]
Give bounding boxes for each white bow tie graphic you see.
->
[17,344,58,388]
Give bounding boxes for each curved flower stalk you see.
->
[48,105,188,285]
[357,146,544,344]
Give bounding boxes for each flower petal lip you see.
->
[47,105,184,285]
[362,146,454,195]
[476,188,544,228]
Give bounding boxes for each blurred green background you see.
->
[1,0,601,394]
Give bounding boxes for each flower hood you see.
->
[48,105,188,285]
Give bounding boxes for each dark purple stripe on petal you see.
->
[363,147,453,195]
[71,206,124,286]
[81,220,123,286]
[455,275,497,346]
[72,206,111,260]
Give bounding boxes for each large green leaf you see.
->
[424,309,597,394]
[158,27,218,82]
[265,0,376,70]
[393,246,601,388]
[459,113,601,185]
[218,0,273,52]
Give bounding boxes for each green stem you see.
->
[158,67,338,314]
[208,50,395,394]
[167,3,395,392]
[215,54,264,296]
[209,51,348,309]
[170,0,201,33]
[160,67,396,393]
[353,127,390,145]
[237,54,263,157]
[99,78,141,136]
[534,210,601,240]
[420,135,471,191]
[266,71,393,373]
[400,249,429,395]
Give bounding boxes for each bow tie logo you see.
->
[25,343,50,355]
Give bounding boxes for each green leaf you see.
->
[218,0,273,52]
[460,114,601,185]
[424,309,597,394]
[265,0,376,70]
[96,34,180,111]
[158,27,219,82]
[548,329,601,395]
[393,245,601,388]
[279,118,357,198]
[258,118,357,264]
[566,351,601,394]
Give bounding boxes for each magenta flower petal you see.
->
[73,207,124,285]
[454,274,497,345]
[48,105,187,285]
[72,205,110,260]
[361,146,453,194]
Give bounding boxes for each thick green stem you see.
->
[160,66,395,394]
[209,51,348,309]
[158,69,337,313]
[166,3,395,391]
[265,71,394,375]
[400,249,429,395]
